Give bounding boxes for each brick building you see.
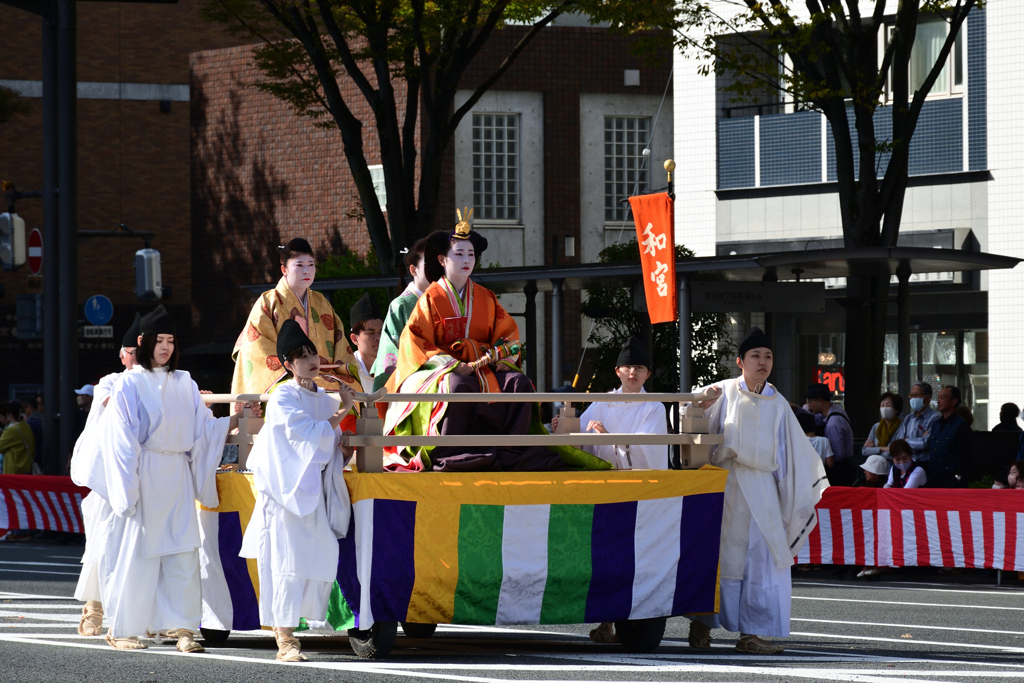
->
[191,18,673,391]
[0,0,243,398]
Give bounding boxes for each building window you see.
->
[885,18,964,101]
[472,114,519,221]
[368,165,387,211]
[604,116,650,222]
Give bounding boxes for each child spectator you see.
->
[857,455,889,487]
[997,460,1024,489]
[884,439,927,489]
[798,412,834,466]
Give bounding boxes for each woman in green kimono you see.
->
[370,235,441,391]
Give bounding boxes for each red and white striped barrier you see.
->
[0,475,88,534]
[796,487,1024,571]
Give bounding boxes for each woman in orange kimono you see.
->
[383,213,564,472]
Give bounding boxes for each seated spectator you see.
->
[992,403,1022,433]
[863,391,902,459]
[884,439,927,489]
[797,412,834,466]
[857,455,889,487]
[994,460,1024,489]
[853,454,891,578]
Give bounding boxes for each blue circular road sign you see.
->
[84,295,114,326]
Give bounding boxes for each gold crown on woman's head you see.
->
[453,207,473,240]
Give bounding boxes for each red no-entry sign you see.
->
[28,228,42,275]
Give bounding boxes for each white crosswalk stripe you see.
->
[0,590,1022,682]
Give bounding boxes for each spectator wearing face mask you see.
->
[863,392,903,460]
[893,382,940,466]
[883,439,927,489]
[995,460,1024,490]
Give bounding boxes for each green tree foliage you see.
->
[200,0,678,274]
[316,247,391,334]
[581,239,733,393]
[672,0,977,431]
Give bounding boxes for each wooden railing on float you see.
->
[201,389,722,472]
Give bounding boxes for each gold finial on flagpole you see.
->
[664,159,676,184]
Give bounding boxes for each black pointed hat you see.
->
[350,293,382,326]
[140,305,175,336]
[276,319,315,362]
[616,336,650,369]
[737,326,771,358]
[121,312,143,348]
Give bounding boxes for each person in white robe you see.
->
[94,306,250,653]
[564,336,668,471]
[70,312,141,636]
[349,293,383,393]
[555,336,668,645]
[240,319,354,662]
[689,327,828,655]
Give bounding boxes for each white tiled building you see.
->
[673,3,1021,428]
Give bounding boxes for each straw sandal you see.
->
[105,631,148,650]
[77,601,104,636]
[589,622,619,644]
[688,620,712,649]
[276,629,307,662]
[175,630,205,653]
[735,634,784,654]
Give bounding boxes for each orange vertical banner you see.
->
[628,192,676,324]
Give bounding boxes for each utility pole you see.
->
[57,0,78,470]
[42,0,61,473]
[2,0,177,471]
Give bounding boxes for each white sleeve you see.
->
[578,403,613,463]
[100,379,144,517]
[907,466,928,489]
[189,380,231,509]
[256,389,339,516]
[631,403,669,470]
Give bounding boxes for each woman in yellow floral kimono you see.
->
[384,215,607,473]
[231,239,361,397]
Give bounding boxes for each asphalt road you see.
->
[1,538,1023,683]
